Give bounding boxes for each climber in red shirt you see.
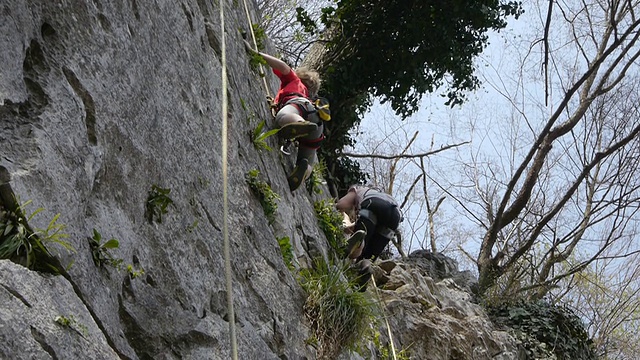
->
[243,39,324,191]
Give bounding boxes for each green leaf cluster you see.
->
[248,23,268,72]
[277,236,295,270]
[55,314,89,337]
[313,200,346,257]
[146,185,173,224]
[246,169,280,224]
[251,120,280,152]
[322,0,523,115]
[88,228,122,269]
[306,160,328,195]
[0,200,73,274]
[126,264,145,279]
[298,259,376,358]
[372,331,411,360]
[486,300,597,360]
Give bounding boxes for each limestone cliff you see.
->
[0,1,519,359]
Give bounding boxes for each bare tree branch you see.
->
[342,141,469,160]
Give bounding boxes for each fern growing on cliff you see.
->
[0,200,74,273]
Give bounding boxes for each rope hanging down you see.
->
[370,275,398,360]
[219,2,238,359]
[242,0,272,99]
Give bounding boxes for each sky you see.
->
[350,0,640,273]
[350,13,540,268]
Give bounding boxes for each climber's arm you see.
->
[336,191,357,213]
[242,39,291,75]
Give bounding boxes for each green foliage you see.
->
[486,300,597,360]
[319,0,523,115]
[126,264,145,279]
[88,228,122,269]
[295,7,319,35]
[299,259,376,358]
[246,169,280,224]
[87,229,145,279]
[55,314,88,337]
[0,200,74,274]
[186,220,199,233]
[306,160,327,195]
[146,185,173,224]
[277,236,295,270]
[299,0,522,195]
[313,200,346,257]
[251,120,280,152]
[248,23,268,72]
[251,23,267,50]
[373,331,411,360]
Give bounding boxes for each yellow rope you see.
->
[219,2,238,359]
[241,0,272,99]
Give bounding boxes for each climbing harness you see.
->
[278,92,331,122]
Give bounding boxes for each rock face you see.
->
[370,253,521,359]
[0,1,518,359]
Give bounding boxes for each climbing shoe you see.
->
[287,158,309,191]
[345,230,366,259]
[278,121,317,140]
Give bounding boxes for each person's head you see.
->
[295,67,321,97]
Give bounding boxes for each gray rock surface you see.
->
[370,260,522,360]
[1,1,519,359]
[1,1,313,359]
[0,260,120,359]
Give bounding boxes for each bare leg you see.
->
[275,104,305,127]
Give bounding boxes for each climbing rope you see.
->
[370,275,398,360]
[242,0,272,99]
[219,2,238,359]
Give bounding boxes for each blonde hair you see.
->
[295,67,321,97]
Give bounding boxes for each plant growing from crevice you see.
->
[55,314,89,338]
[313,199,346,258]
[251,120,280,152]
[247,23,268,73]
[88,228,122,269]
[306,160,327,195]
[126,264,145,279]
[87,229,144,279]
[372,330,411,360]
[146,185,173,224]
[246,169,280,224]
[486,300,597,360]
[0,200,74,274]
[298,258,376,358]
[186,220,199,233]
[277,236,294,270]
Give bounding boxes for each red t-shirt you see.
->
[273,68,308,105]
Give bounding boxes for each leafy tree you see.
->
[306,0,524,115]
[296,0,523,195]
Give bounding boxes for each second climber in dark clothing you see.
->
[336,185,402,261]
